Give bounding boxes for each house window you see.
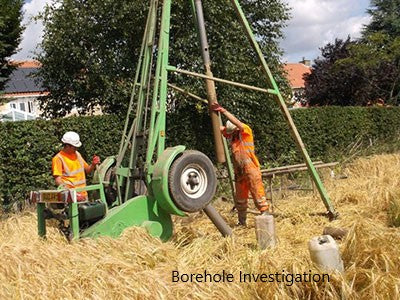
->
[28,101,34,113]
[19,102,26,112]
[10,103,16,109]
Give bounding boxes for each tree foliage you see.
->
[304,0,400,106]
[303,38,370,106]
[35,0,290,118]
[36,0,148,116]
[363,0,400,37]
[340,32,400,105]
[0,0,24,91]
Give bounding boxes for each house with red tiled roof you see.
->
[0,60,48,121]
[283,59,311,107]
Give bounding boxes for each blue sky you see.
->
[16,0,372,64]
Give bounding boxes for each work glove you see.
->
[211,102,226,113]
[92,155,101,165]
[76,192,87,202]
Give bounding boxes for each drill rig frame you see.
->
[34,0,337,242]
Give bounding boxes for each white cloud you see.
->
[281,0,372,63]
[12,0,52,60]
[14,0,372,64]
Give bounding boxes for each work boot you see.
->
[238,211,247,226]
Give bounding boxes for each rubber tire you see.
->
[168,150,217,213]
[104,167,118,206]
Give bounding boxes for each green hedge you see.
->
[0,116,124,204]
[169,106,400,165]
[1,106,400,205]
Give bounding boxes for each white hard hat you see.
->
[226,120,237,134]
[61,131,82,147]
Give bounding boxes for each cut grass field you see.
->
[1,153,399,299]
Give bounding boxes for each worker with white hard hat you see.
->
[52,131,100,201]
[211,102,271,226]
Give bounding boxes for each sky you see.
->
[13,0,372,64]
[13,0,48,60]
[281,0,372,63]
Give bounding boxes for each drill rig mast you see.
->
[34,0,337,241]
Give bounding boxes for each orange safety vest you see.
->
[52,151,88,191]
[224,123,260,171]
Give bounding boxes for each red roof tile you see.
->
[283,63,311,89]
[9,60,42,68]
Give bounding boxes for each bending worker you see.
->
[212,102,270,226]
[52,131,100,201]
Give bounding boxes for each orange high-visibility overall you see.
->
[223,124,269,212]
[52,150,89,201]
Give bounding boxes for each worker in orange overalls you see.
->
[52,131,100,201]
[212,103,270,226]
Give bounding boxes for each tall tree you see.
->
[341,32,400,105]
[0,0,24,91]
[345,0,400,105]
[304,38,370,106]
[363,0,400,37]
[35,0,290,118]
[304,0,400,106]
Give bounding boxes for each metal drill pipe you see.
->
[203,204,232,237]
[168,82,237,202]
[167,83,208,104]
[194,0,226,163]
[166,66,278,95]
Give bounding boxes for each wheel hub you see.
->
[187,172,200,188]
[180,164,207,199]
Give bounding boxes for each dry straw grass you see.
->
[1,153,400,299]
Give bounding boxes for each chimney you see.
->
[299,57,311,66]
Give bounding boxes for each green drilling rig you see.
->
[31,0,337,242]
